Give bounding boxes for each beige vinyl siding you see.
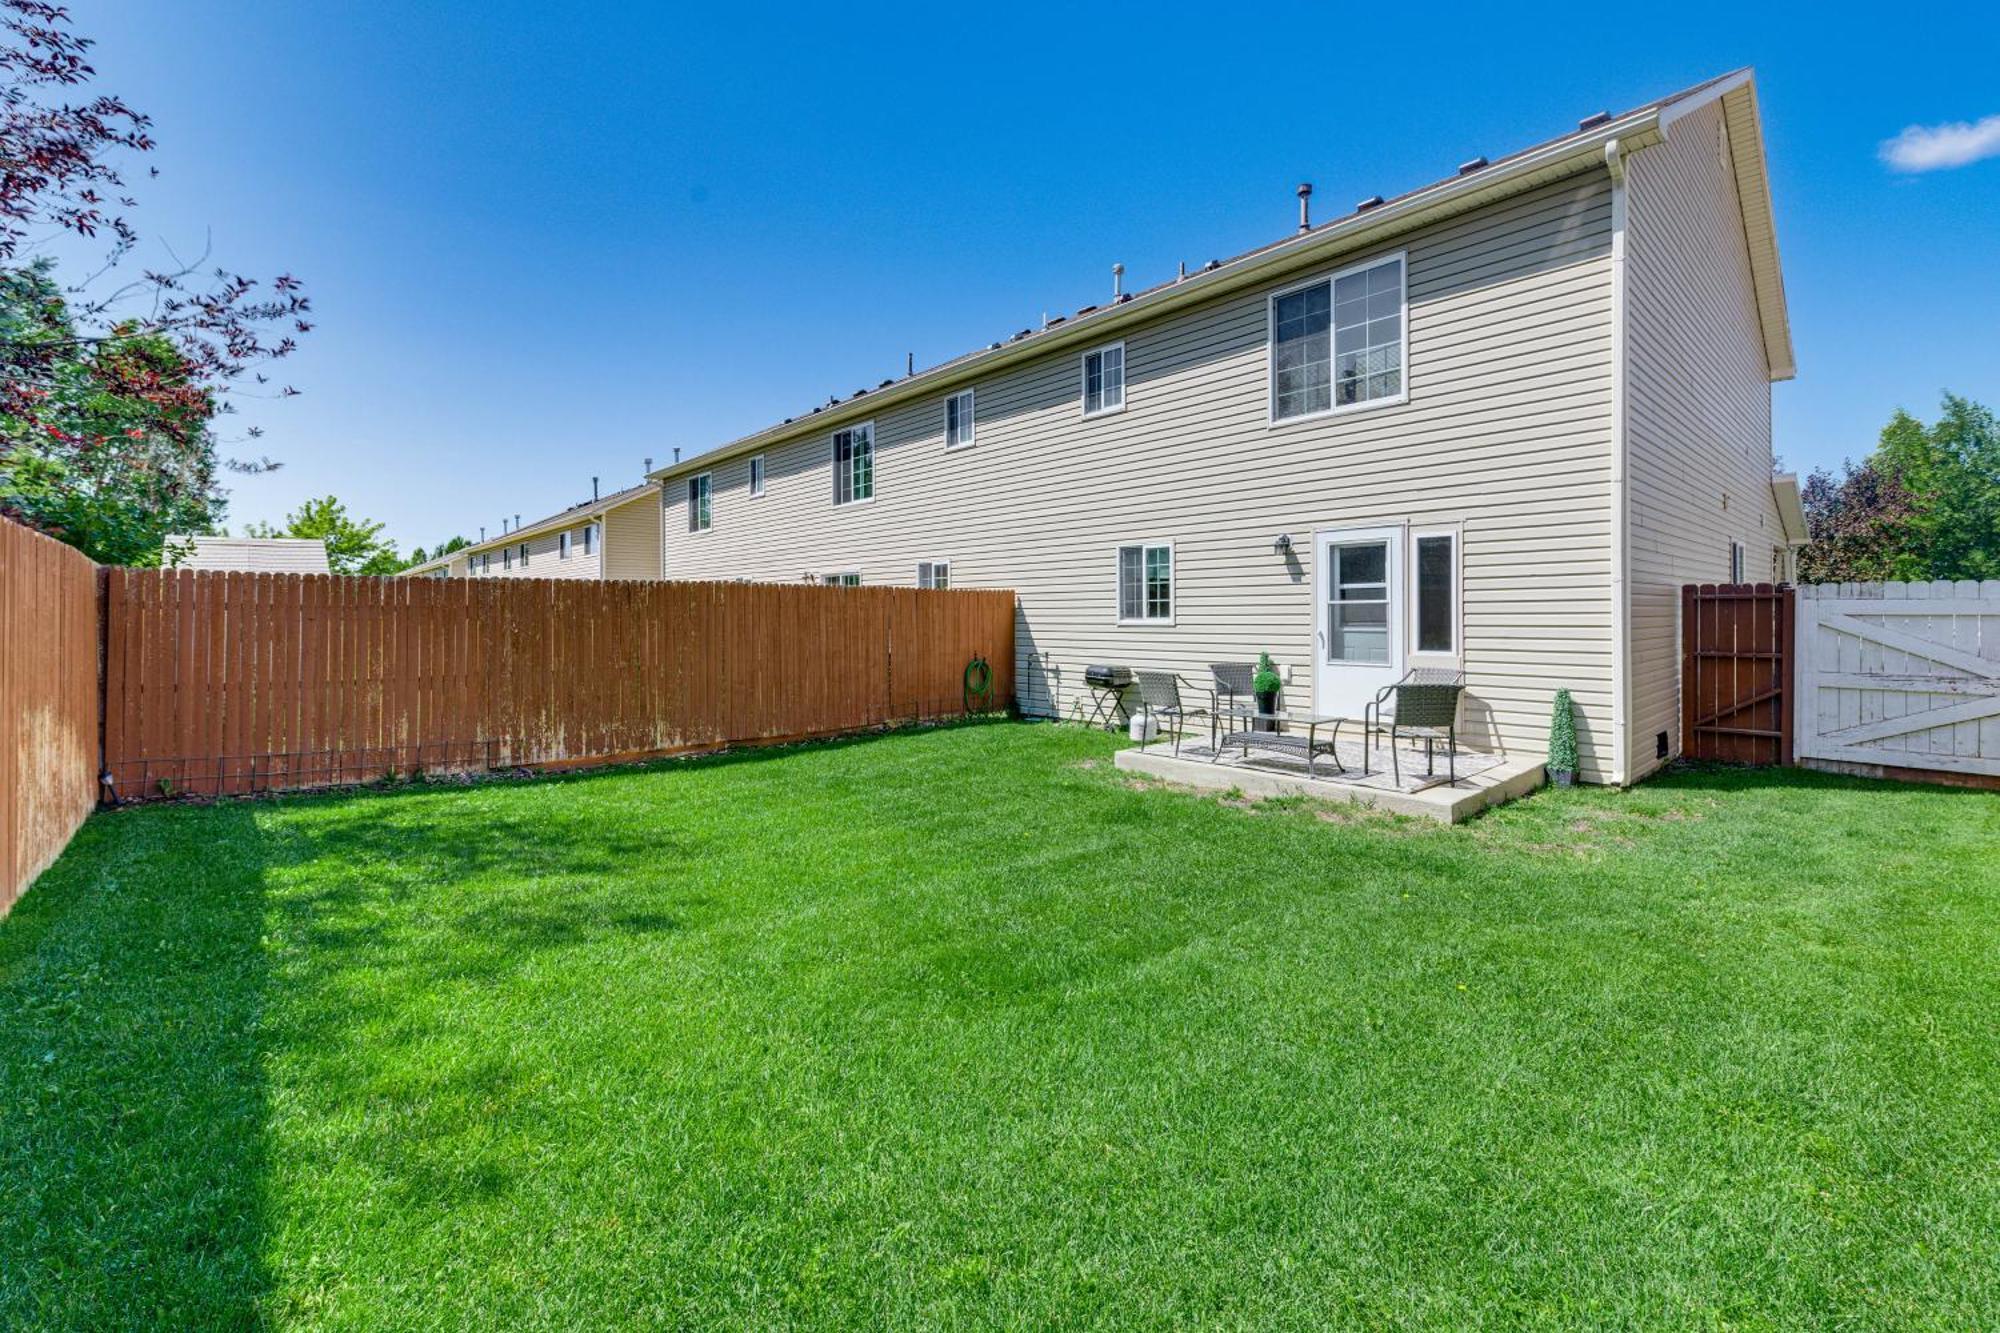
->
[165,536,331,574]
[1624,98,1784,781]
[474,524,600,580]
[603,491,663,581]
[661,172,1621,780]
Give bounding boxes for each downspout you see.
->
[1604,138,1631,786]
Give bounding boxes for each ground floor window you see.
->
[917,560,951,589]
[1117,542,1172,624]
[1413,530,1457,655]
[827,571,861,587]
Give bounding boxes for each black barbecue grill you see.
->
[1080,664,1135,730]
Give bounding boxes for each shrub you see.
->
[1548,688,1578,776]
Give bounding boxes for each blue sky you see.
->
[85,0,2000,552]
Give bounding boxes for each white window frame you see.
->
[1115,540,1174,627]
[1081,341,1126,418]
[831,421,876,507]
[1267,249,1409,427]
[559,531,572,559]
[1409,525,1461,660]
[827,571,862,587]
[748,454,766,497]
[945,389,976,449]
[502,545,514,570]
[582,522,598,555]
[689,473,713,533]
[519,542,530,567]
[1730,539,1747,584]
[917,559,951,589]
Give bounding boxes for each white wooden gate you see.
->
[1796,581,2000,779]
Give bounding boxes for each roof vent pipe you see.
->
[480,525,486,542]
[644,457,652,477]
[592,476,599,501]
[673,447,681,464]
[907,351,914,376]
[1112,262,1124,299]
[1297,181,1312,232]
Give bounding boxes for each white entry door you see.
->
[1314,526,1404,717]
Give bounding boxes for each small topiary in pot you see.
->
[1548,687,1578,786]
[1253,652,1282,732]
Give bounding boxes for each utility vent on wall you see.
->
[1656,732,1670,760]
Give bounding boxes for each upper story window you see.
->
[1270,252,1406,421]
[689,474,712,532]
[502,546,513,570]
[518,542,530,567]
[945,389,975,448]
[748,454,766,497]
[833,423,874,505]
[1083,343,1125,417]
[1117,542,1172,624]
[559,531,572,559]
[583,522,598,555]
[917,560,950,589]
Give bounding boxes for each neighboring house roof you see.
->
[1770,474,1810,546]
[163,535,332,574]
[400,480,659,576]
[649,68,1792,487]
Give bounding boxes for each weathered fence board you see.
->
[1,520,101,914]
[1797,580,2000,782]
[1681,583,1794,765]
[100,573,1015,801]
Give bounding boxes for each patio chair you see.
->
[1131,670,1208,757]
[1209,662,1257,745]
[1364,668,1466,786]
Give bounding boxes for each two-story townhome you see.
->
[403,479,663,583]
[645,69,1807,785]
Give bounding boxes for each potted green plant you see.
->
[1253,652,1282,732]
[1548,688,1578,787]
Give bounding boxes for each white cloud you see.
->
[1880,114,2000,172]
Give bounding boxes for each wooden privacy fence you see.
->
[1,520,101,914]
[1796,580,2000,783]
[101,571,1015,800]
[1681,583,1794,766]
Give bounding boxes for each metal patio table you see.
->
[1214,705,1352,778]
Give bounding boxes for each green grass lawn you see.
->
[3,720,1997,1329]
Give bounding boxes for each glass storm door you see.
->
[1314,526,1404,718]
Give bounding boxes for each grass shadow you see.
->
[0,802,273,1329]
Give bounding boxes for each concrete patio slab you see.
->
[1114,742,1546,823]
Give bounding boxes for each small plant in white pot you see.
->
[1548,688,1578,787]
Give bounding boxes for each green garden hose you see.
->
[963,655,995,713]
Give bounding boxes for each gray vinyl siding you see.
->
[662,172,1621,780]
[1624,98,1784,780]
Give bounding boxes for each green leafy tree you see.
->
[1800,394,2000,584]
[248,495,403,575]
[0,263,227,563]
[1871,394,2000,581]
[0,2,311,563]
